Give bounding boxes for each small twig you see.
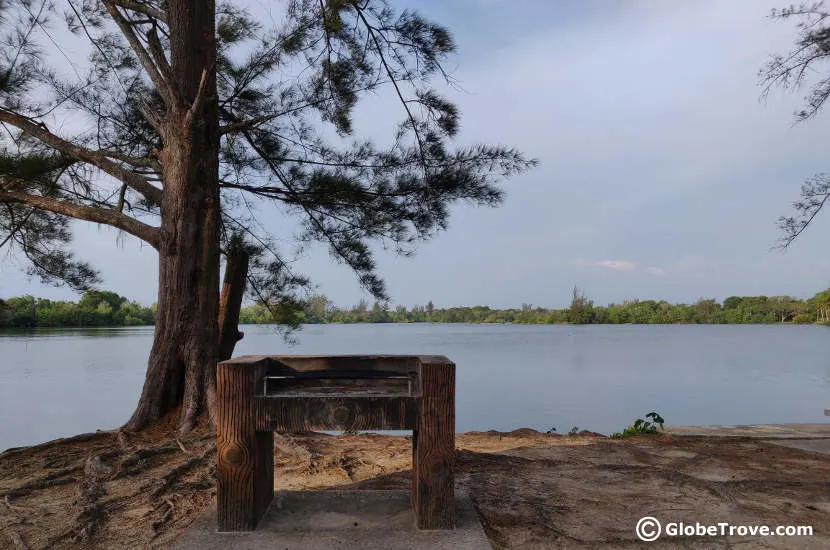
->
[115,183,128,213]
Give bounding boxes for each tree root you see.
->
[116,429,131,450]
[151,444,216,498]
[4,495,32,512]
[151,496,177,532]
[175,438,190,455]
[69,466,109,543]
[2,465,82,498]
[7,529,28,549]
[113,444,178,479]
[0,431,114,459]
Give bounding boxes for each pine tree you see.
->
[0,0,536,431]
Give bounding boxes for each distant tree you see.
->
[723,296,743,310]
[567,286,594,324]
[369,301,391,323]
[303,295,330,324]
[810,288,830,323]
[693,298,720,324]
[0,299,11,327]
[79,290,127,312]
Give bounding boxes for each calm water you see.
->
[1,323,829,450]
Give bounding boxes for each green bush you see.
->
[611,412,665,438]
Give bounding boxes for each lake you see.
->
[1,323,829,450]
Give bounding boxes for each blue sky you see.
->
[3,0,830,309]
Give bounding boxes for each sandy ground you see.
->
[1,421,829,549]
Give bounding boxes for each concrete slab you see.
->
[665,423,830,439]
[170,490,492,550]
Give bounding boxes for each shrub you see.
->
[611,412,665,438]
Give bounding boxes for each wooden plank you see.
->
[413,359,455,529]
[255,396,419,431]
[267,355,420,375]
[263,376,413,397]
[216,358,274,531]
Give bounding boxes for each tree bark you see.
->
[218,245,249,362]
[124,0,219,432]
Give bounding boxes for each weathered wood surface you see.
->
[414,359,456,529]
[216,354,455,531]
[262,375,414,396]
[255,395,419,431]
[223,354,428,375]
[216,358,273,531]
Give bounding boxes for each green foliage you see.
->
[0,291,154,329]
[237,287,830,325]
[611,412,665,438]
[7,286,830,329]
[0,0,537,319]
[567,286,594,324]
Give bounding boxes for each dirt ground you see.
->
[1,421,829,549]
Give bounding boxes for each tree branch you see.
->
[0,189,160,247]
[219,113,280,135]
[0,109,163,205]
[184,66,212,128]
[108,0,167,24]
[146,24,175,90]
[101,149,161,171]
[102,1,176,107]
[353,4,428,171]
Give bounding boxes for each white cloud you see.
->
[572,259,637,271]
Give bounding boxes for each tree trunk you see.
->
[125,0,219,432]
[218,245,249,361]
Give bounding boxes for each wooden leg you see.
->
[411,428,419,512]
[217,360,273,531]
[414,361,455,529]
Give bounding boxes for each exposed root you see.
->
[116,430,131,451]
[4,494,32,512]
[151,496,177,533]
[2,465,82,498]
[151,444,216,498]
[84,450,122,477]
[175,438,190,455]
[113,444,178,479]
[7,529,29,549]
[0,431,114,459]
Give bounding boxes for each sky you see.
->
[3,0,830,309]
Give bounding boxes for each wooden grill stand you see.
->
[216,355,455,531]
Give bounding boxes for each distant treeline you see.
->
[240,288,830,326]
[0,292,155,328]
[4,288,830,328]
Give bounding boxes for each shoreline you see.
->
[2,321,829,330]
